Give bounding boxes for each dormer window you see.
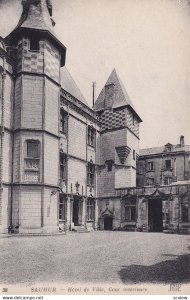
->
[165,143,173,152]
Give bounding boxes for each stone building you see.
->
[133,136,190,233]
[0,0,100,234]
[0,0,189,234]
[137,135,190,187]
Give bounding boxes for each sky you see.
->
[0,0,190,149]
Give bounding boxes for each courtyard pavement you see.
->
[0,231,190,285]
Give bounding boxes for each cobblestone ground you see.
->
[0,232,190,285]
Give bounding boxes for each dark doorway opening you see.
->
[104,217,113,230]
[73,198,79,226]
[148,198,163,232]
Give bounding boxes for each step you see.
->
[72,226,90,233]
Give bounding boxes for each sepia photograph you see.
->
[0,0,190,297]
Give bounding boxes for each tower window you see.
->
[27,140,40,158]
[25,140,40,182]
[106,160,114,172]
[30,37,40,51]
[87,163,95,186]
[87,126,95,147]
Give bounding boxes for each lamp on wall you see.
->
[50,180,66,196]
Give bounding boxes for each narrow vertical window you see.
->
[165,159,172,170]
[87,126,95,147]
[133,150,136,161]
[60,109,68,134]
[87,163,95,186]
[59,194,66,221]
[87,198,95,221]
[25,140,40,182]
[147,161,154,171]
[60,153,67,182]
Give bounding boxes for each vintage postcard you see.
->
[0,0,190,298]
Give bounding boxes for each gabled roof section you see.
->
[94,68,142,121]
[60,67,89,107]
[139,144,190,157]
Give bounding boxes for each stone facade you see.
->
[0,0,189,234]
[137,136,190,187]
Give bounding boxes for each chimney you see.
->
[180,135,185,147]
[104,83,114,109]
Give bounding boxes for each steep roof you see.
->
[6,0,66,66]
[15,0,54,34]
[94,69,142,121]
[140,144,190,157]
[60,67,89,107]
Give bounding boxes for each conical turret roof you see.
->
[94,69,142,121]
[15,0,54,34]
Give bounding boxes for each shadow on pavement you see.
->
[118,254,190,284]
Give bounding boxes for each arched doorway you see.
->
[104,216,113,230]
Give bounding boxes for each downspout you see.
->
[0,57,6,189]
[10,68,16,229]
[184,152,186,180]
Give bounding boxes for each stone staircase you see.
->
[73,226,90,233]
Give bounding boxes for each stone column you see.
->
[142,200,149,232]
[66,196,71,231]
[173,158,177,182]
[70,197,75,230]
[81,197,86,227]
[172,196,180,232]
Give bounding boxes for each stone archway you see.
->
[101,206,114,231]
